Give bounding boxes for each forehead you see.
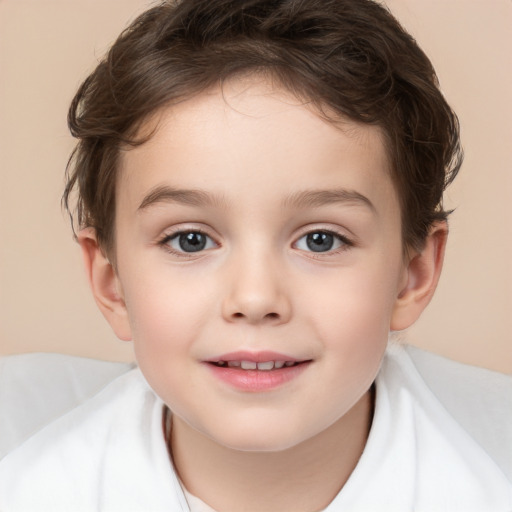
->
[117,77,396,215]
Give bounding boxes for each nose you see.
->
[221,249,292,325]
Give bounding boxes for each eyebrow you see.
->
[137,185,376,214]
[283,189,376,213]
[138,185,227,211]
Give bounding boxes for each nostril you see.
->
[231,311,279,320]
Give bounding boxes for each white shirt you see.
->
[0,344,511,511]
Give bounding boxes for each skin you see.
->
[79,77,447,511]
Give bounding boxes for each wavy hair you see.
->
[63,0,462,256]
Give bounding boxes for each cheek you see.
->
[302,272,394,410]
[121,269,212,362]
[124,283,207,409]
[299,258,401,379]
[305,263,399,338]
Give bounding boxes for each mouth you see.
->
[204,353,312,391]
[208,360,304,371]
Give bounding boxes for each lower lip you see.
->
[204,362,310,392]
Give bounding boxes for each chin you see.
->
[205,420,315,453]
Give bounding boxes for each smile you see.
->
[210,360,300,370]
[204,352,311,392]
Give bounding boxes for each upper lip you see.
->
[204,350,305,364]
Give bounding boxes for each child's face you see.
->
[112,78,408,451]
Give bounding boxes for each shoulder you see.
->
[0,362,183,511]
[0,352,134,458]
[391,344,512,480]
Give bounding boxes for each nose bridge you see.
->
[222,241,291,324]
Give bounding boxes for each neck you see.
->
[169,386,374,512]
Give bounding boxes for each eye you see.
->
[164,231,216,253]
[295,231,349,253]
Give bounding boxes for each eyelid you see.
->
[157,225,220,257]
[292,226,355,255]
[155,223,354,258]
[294,224,354,242]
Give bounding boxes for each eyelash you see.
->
[157,228,354,258]
[158,228,219,258]
[293,229,353,258]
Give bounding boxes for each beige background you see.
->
[0,0,511,373]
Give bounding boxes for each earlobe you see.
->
[391,222,448,331]
[77,228,132,341]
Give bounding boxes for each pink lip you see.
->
[205,350,301,363]
[203,351,311,392]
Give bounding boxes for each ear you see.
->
[77,228,132,341]
[391,222,448,331]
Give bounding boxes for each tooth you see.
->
[257,361,274,371]
[217,361,226,366]
[285,361,295,367]
[228,361,241,368]
[241,361,257,370]
[274,361,285,369]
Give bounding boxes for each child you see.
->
[1,0,511,510]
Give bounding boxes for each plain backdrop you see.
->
[0,0,511,373]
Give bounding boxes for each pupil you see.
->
[179,232,206,252]
[306,232,334,252]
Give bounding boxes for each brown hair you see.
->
[63,0,462,257]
